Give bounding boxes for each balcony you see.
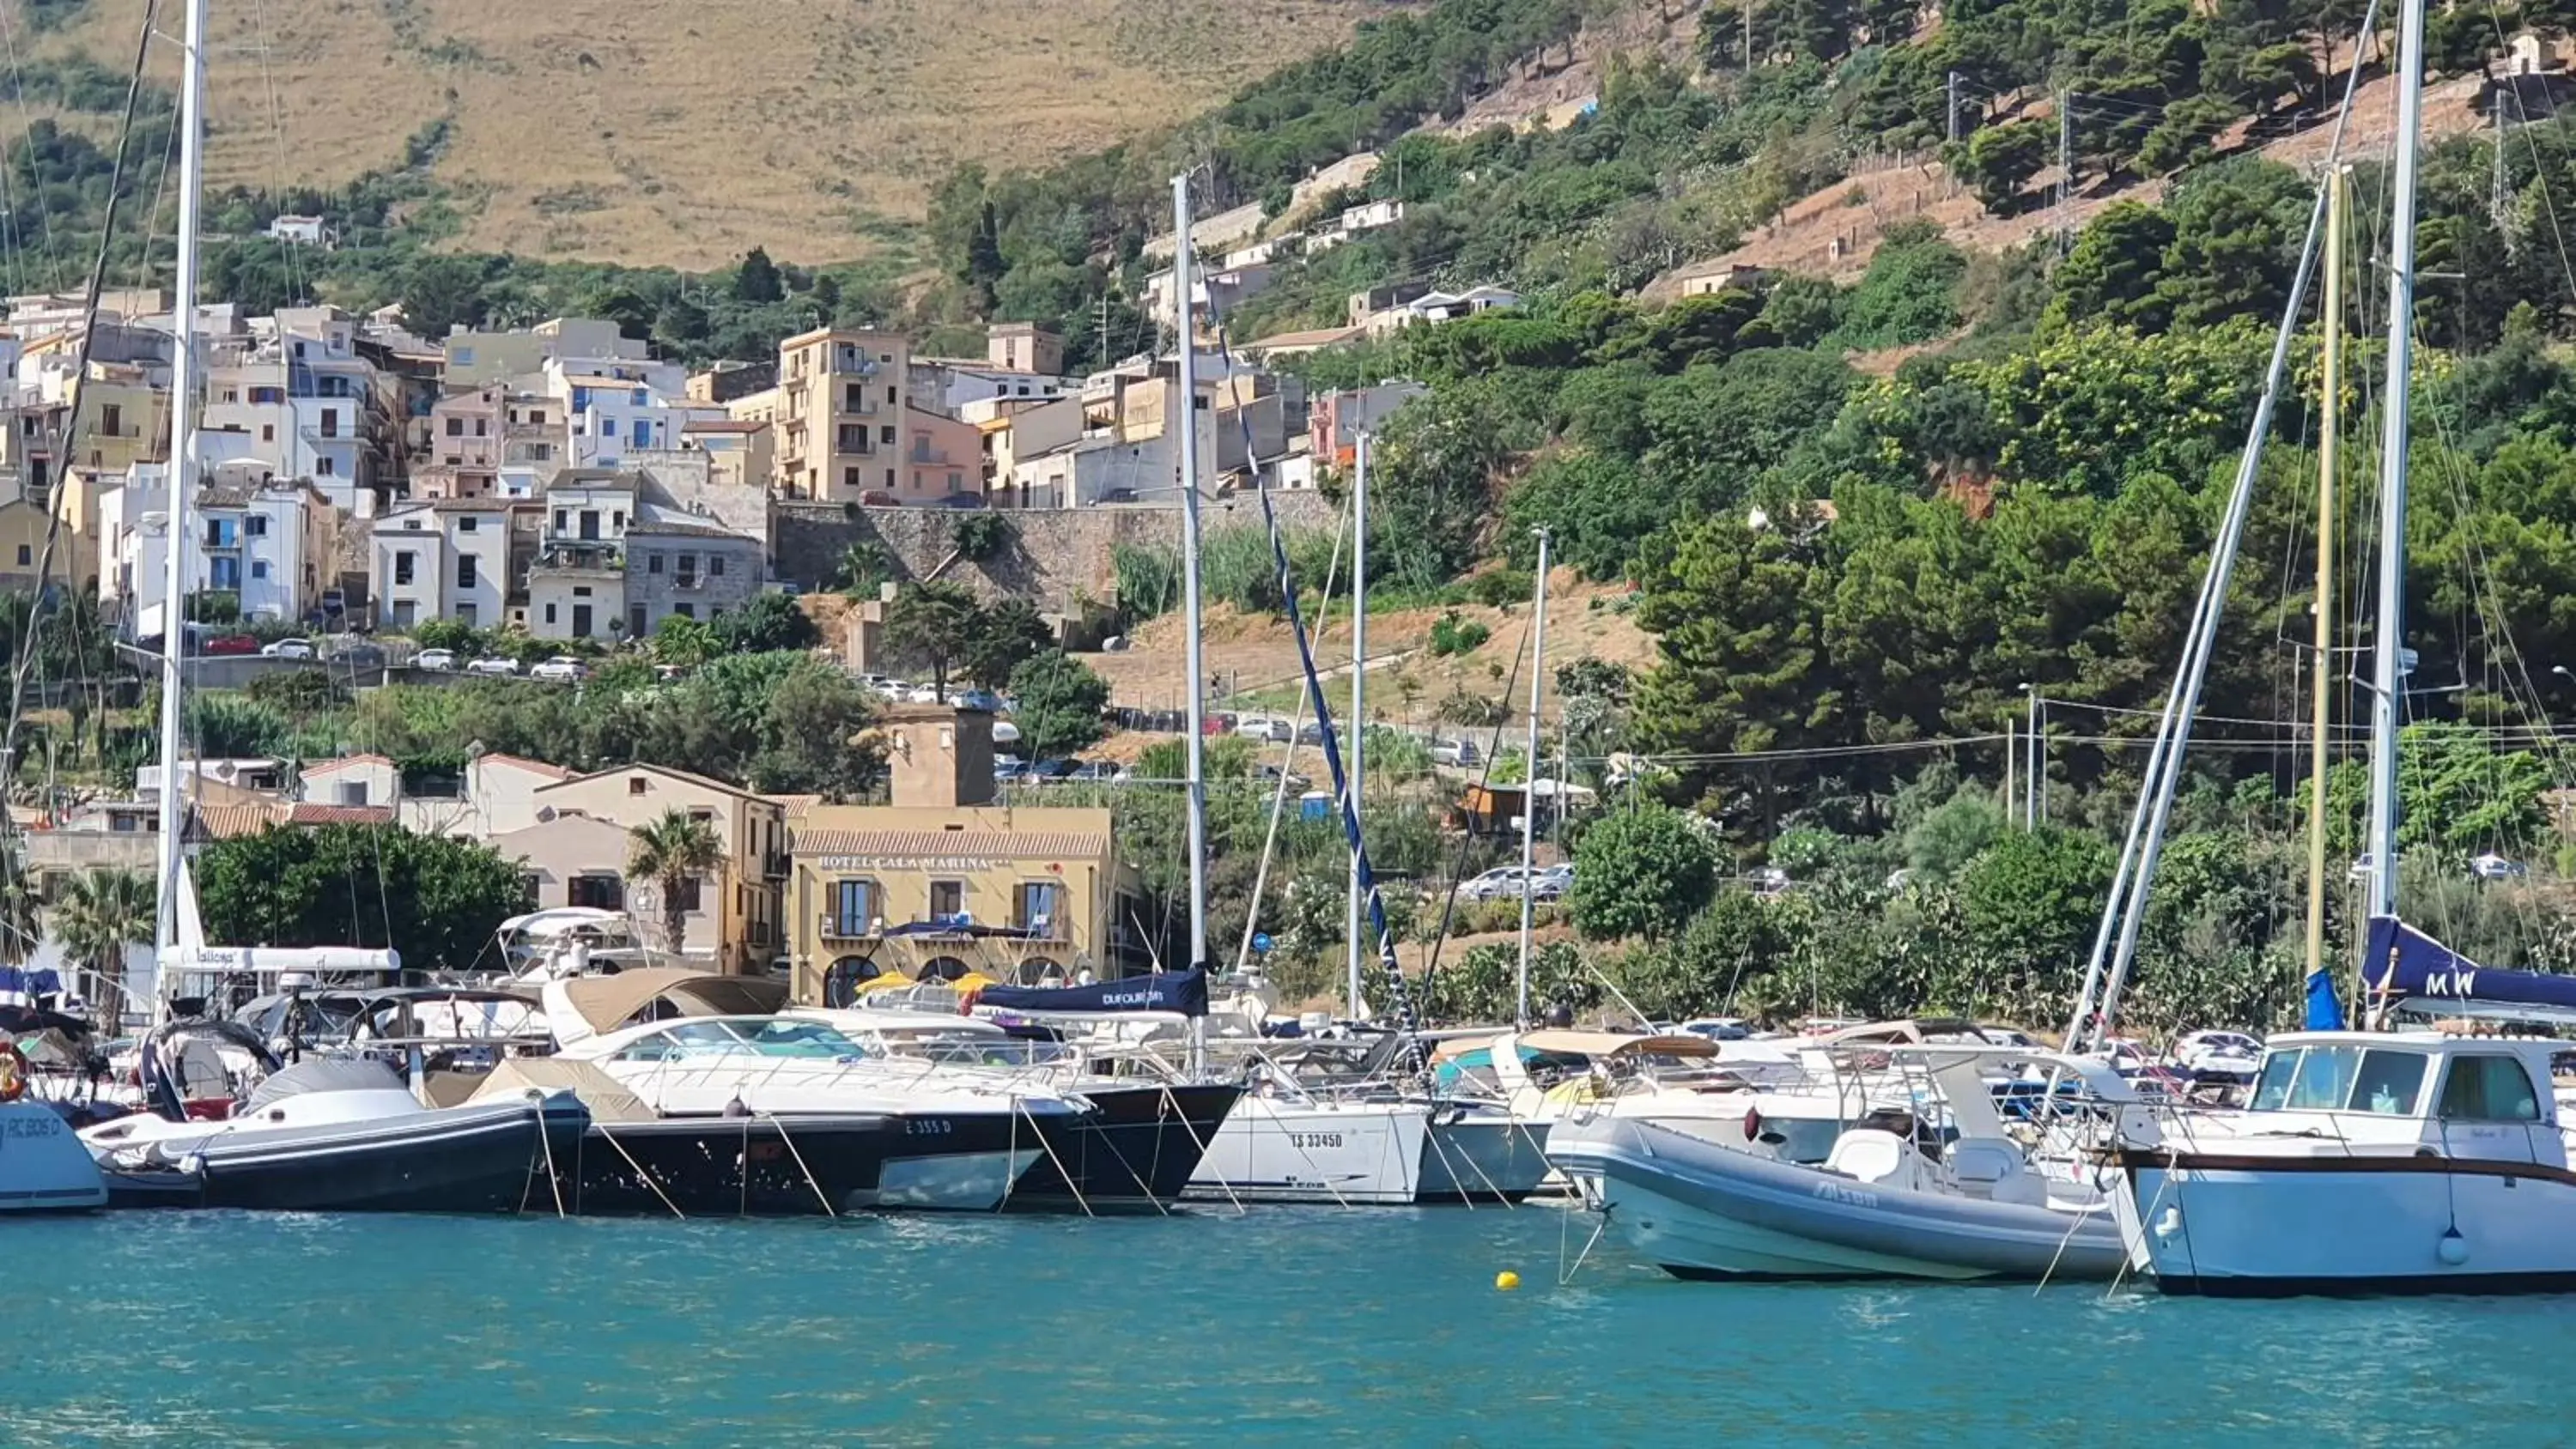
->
[817,913,878,942]
[763,850,789,882]
[530,542,623,579]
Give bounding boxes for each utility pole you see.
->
[1947,70,1961,144]
[2057,91,2074,258]
[2492,89,2518,262]
[1742,0,1755,69]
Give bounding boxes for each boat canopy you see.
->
[2361,914,2576,1022]
[498,906,632,942]
[976,968,1209,1017]
[469,1058,658,1123]
[241,1057,408,1113]
[550,969,790,1037]
[1515,1029,1717,1059]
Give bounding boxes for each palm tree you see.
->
[51,869,151,1022]
[626,809,723,959]
[0,860,39,969]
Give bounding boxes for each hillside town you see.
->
[0,291,1469,637]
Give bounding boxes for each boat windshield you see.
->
[738,1021,872,1058]
[617,1020,872,1062]
[2249,1045,2434,1115]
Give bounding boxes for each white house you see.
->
[264,215,332,246]
[99,464,334,635]
[1361,285,1523,337]
[200,306,380,513]
[369,497,518,631]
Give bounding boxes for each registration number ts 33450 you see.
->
[1287,1132,1344,1149]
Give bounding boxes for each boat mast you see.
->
[1515,527,1551,1028]
[2365,0,2428,927]
[2305,165,2348,986]
[1345,433,1369,1018]
[151,0,209,965]
[1170,173,1211,975]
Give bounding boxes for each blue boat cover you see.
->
[2360,914,2576,1013]
[976,968,1209,1017]
[0,963,62,1010]
[2303,967,2346,1031]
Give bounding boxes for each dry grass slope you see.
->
[24,0,1393,268]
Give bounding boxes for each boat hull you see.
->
[557,1114,899,1216]
[1011,1083,1241,1212]
[0,1102,106,1213]
[1185,1096,1431,1205]
[1418,1105,1553,1203]
[2115,1149,2576,1296]
[1550,1117,2124,1282]
[110,1096,588,1214]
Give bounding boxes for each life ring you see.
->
[0,1040,27,1102]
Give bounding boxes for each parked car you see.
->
[1533,864,1576,900]
[2171,1029,2265,1079]
[531,656,589,683]
[1431,738,1483,768]
[1455,866,1536,902]
[200,633,259,657]
[1234,716,1285,743]
[2472,852,2529,880]
[953,688,1002,712]
[465,657,521,676]
[415,648,459,672]
[1025,759,1078,781]
[259,637,316,659]
[906,686,944,704]
[1066,761,1119,782]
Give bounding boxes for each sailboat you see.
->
[76,0,588,1213]
[2100,0,2576,1294]
[1153,173,1443,1206]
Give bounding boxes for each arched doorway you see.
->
[1017,957,1064,986]
[919,956,972,983]
[822,955,883,1008]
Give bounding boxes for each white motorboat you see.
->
[1549,1047,2136,1282]
[547,972,1104,1210]
[2110,937,2576,1295]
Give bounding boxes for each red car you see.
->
[199,634,258,656]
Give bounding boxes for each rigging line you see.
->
[246,0,307,305]
[1230,467,1352,976]
[0,0,168,873]
[0,0,64,292]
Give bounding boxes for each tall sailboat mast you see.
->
[151,0,210,961]
[2304,166,2348,989]
[1345,433,1369,1017]
[2366,0,2428,927]
[1170,173,1211,975]
[1515,527,1551,1028]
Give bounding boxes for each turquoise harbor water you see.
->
[0,1205,2557,1446]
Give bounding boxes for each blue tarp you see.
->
[2360,913,2576,1013]
[976,968,1209,1017]
[2303,968,2346,1031]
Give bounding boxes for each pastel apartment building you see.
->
[775,327,912,501]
